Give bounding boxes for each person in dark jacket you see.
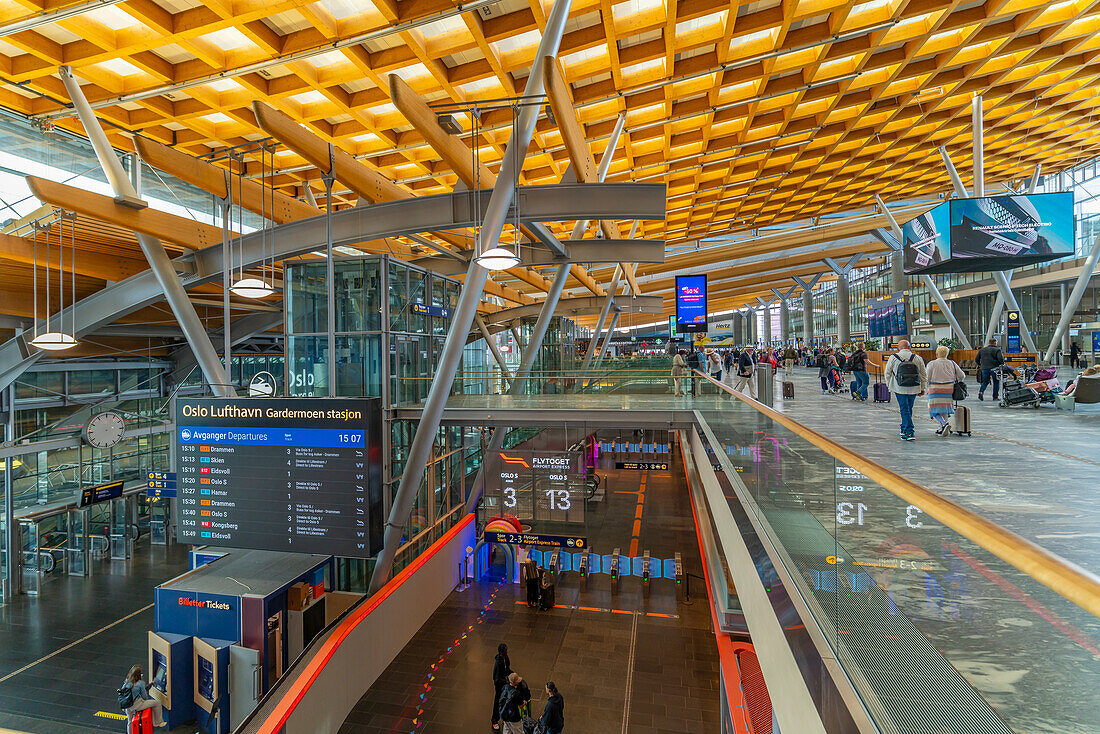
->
[540,681,565,734]
[491,644,512,730]
[1070,340,1082,369]
[497,673,531,734]
[521,557,540,607]
[848,342,870,401]
[976,338,1005,401]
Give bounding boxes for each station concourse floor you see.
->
[770,365,1100,575]
[339,466,721,734]
[0,540,191,733]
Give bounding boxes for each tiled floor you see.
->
[340,467,720,734]
[0,540,191,733]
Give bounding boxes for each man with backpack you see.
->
[884,340,927,440]
[976,338,1005,401]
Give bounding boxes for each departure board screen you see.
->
[491,450,585,524]
[174,397,383,557]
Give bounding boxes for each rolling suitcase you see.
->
[951,404,971,436]
[130,708,154,734]
[782,381,795,400]
[539,582,555,610]
[873,382,891,403]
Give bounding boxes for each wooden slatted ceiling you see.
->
[0,0,1097,313]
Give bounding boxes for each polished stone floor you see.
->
[340,468,720,734]
[0,540,191,733]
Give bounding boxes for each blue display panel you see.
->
[174,397,383,557]
[866,292,908,338]
[675,274,708,333]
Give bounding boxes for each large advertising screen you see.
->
[174,397,383,557]
[905,192,1074,273]
[675,274,708,333]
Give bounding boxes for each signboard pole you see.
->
[1044,232,1100,363]
[992,271,1036,353]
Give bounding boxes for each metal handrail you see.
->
[694,369,1100,619]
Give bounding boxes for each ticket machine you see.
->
[194,638,233,734]
[148,631,194,729]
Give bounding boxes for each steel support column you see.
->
[793,273,822,345]
[757,298,773,346]
[1044,233,1100,363]
[59,66,235,397]
[368,0,572,593]
[475,313,511,386]
[938,146,969,198]
[973,94,984,197]
[919,275,973,349]
[594,310,620,370]
[3,384,14,601]
[1060,281,1070,360]
[579,265,620,372]
[464,264,572,512]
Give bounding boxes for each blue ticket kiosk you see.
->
[194,637,233,734]
[148,631,194,730]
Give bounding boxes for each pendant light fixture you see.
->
[231,144,276,298]
[473,103,521,271]
[30,213,78,351]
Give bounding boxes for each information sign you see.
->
[668,315,677,339]
[79,480,125,508]
[1006,310,1021,352]
[483,531,587,549]
[1094,331,1100,354]
[615,461,669,471]
[411,303,452,318]
[675,274,708,333]
[174,397,383,557]
[492,450,584,523]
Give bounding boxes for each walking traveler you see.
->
[498,672,532,734]
[848,342,870,401]
[925,345,966,434]
[540,682,565,734]
[491,643,513,730]
[521,557,540,607]
[671,350,687,396]
[734,345,758,399]
[706,348,723,384]
[976,338,1005,401]
[120,665,166,729]
[1070,340,1081,368]
[818,348,839,393]
[685,346,701,397]
[884,340,927,441]
[783,345,797,376]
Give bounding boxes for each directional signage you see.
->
[616,461,669,471]
[174,397,384,557]
[411,302,452,318]
[483,531,587,549]
[148,487,177,498]
[79,480,125,508]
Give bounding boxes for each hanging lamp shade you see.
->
[30,331,78,350]
[476,246,520,271]
[230,277,276,299]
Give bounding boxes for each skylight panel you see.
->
[97,58,144,76]
[84,5,139,30]
[204,27,254,50]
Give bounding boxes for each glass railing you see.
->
[692,372,1100,734]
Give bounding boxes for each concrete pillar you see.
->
[780,300,790,344]
[761,305,772,346]
[802,291,814,345]
[747,310,757,345]
[836,276,850,345]
[733,312,743,344]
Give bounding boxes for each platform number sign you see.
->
[492,450,584,524]
[835,465,928,530]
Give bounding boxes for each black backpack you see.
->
[118,684,135,711]
[895,355,921,387]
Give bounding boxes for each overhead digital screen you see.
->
[491,450,585,524]
[174,397,383,557]
[905,192,1074,273]
[675,274,708,333]
[866,292,908,338]
[79,480,125,507]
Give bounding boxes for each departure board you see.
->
[174,397,383,557]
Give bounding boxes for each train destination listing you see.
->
[174,397,383,557]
